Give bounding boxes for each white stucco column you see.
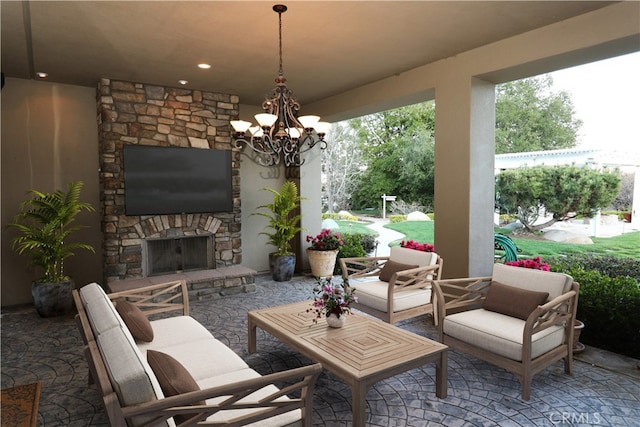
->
[296,147,323,272]
[434,76,496,278]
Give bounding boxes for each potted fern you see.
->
[253,181,304,281]
[8,181,95,317]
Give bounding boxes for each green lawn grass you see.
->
[507,230,640,259]
[335,220,378,236]
[385,221,434,245]
[377,220,640,260]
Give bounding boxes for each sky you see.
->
[548,51,640,154]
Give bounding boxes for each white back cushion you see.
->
[97,327,158,406]
[492,263,572,301]
[80,282,121,336]
[389,246,437,267]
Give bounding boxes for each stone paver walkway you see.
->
[2,275,639,426]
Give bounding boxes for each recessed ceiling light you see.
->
[178,80,188,85]
[36,72,48,78]
[197,63,211,69]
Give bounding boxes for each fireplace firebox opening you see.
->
[143,235,214,277]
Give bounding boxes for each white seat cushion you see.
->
[197,368,301,427]
[443,309,564,361]
[138,335,250,382]
[146,316,219,348]
[349,278,431,313]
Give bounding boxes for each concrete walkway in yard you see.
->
[364,217,406,257]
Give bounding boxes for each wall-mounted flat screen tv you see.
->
[123,145,233,215]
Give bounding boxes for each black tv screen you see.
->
[123,145,233,215]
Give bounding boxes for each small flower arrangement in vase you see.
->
[308,277,357,328]
[505,256,549,271]
[306,229,344,277]
[400,240,434,252]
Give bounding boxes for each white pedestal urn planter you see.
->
[573,319,586,353]
[326,313,346,328]
[307,249,339,278]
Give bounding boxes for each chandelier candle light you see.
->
[231,4,330,167]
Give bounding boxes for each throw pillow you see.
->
[483,281,549,320]
[115,300,154,342]
[379,260,419,282]
[147,350,204,423]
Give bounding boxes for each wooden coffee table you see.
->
[248,300,448,426]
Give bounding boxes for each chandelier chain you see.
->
[278,8,284,77]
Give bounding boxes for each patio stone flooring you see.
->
[2,274,639,426]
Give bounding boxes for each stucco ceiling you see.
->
[1,1,616,108]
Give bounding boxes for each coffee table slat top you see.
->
[249,301,447,381]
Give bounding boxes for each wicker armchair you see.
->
[340,246,443,324]
[432,263,579,400]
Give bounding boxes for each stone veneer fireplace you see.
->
[96,79,242,283]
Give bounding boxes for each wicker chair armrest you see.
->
[340,256,389,279]
[388,264,442,290]
[525,282,579,336]
[433,276,492,310]
[121,363,323,426]
[432,276,493,335]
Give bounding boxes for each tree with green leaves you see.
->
[495,76,582,154]
[327,75,582,211]
[495,165,620,232]
[350,102,436,210]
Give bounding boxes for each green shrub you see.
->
[549,254,640,280]
[360,234,377,255]
[601,210,626,220]
[388,215,407,223]
[574,269,639,359]
[549,258,640,359]
[322,213,340,220]
[499,213,517,224]
[323,212,359,221]
[335,233,367,275]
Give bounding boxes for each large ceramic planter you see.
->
[307,249,339,278]
[269,253,296,282]
[32,280,74,317]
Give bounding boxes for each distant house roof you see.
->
[495,147,639,171]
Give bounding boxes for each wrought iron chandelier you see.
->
[231,4,329,168]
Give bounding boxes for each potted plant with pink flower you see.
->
[308,277,357,328]
[305,229,344,278]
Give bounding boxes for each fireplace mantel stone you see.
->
[97,79,250,296]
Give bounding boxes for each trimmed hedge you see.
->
[549,254,640,280]
[388,215,407,223]
[549,255,640,359]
